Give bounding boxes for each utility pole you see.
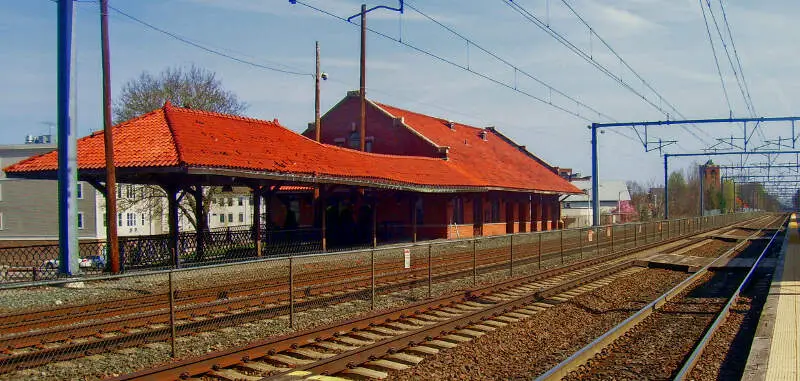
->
[315,41,321,142]
[359,4,367,152]
[58,0,79,276]
[100,0,120,274]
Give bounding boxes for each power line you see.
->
[107,5,313,77]
[703,0,755,117]
[502,0,712,146]
[404,1,616,123]
[717,0,756,115]
[699,0,733,117]
[290,0,600,123]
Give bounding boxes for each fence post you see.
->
[371,249,375,310]
[611,225,614,253]
[509,234,514,277]
[634,223,638,247]
[168,270,176,358]
[289,255,294,329]
[579,228,583,260]
[472,239,477,286]
[644,223,647,244]
[538,233,542,270]
[595,227,599,256]
[427,244,432,299]
[560,230,564,265]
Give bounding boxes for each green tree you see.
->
[113,65,249,232]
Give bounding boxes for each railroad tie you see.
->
[406,345,440,355]
[313,341,358,351]
[385,352,425,364]
[341,366,389,379]
[455,328,485,338]
[305,375,350,381]
[482,320,508,328]
[238,361,290,373]
[336,336,373,346]
[384,321,421,331]
[369,326,406,335]
[288,348,336,359]
[350,331,388,341]
[504,312,530,320]
[269,353,316,366]
[207,369,263,381]
[470,324,497,332]
[494,315,521,323]
[425,339,459,349]
[366,359,411,371]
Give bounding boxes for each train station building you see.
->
[4,96,579,261]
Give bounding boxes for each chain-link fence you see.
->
[0,212,766,379]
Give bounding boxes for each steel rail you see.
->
[672,217,787,380]
[534,217,779,381]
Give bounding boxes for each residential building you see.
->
[561,178,633,227]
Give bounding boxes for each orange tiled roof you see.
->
[4,103,488,191]
[374,102,581,194]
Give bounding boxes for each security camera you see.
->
[320,72,328,80]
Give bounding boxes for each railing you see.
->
[0,213,766,285]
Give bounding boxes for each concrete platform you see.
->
[743,216,797,381]
[634,253,715,272]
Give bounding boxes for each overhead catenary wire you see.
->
[699,0,734,118]
[702,0,755,117]
[291,0,604,124]
[502,0,713,146]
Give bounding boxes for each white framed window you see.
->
[228,213,233,223]
[238,197,244,206]
[117,186,122,199]
[238,213,244,223]
[141,213,146,226]
[126,185,135,199]
[77,212,84,229]
[0,212,4,230]
[126,213,135,227]
[219,214,225,223]
[76,183,83,199]
[117,213,123,227]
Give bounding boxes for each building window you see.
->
[227,198,233,207]
[228,213,234,223]
[126,185,135,199]
[76,183,83,199]
[126,213,136,227]
[117,186,122,199]
[490,199,501,223]
[238,197,244,206]
[117,213,123,227]
[452,197,464,225]
[219,214,225,223]
[0,213,4,230]
[141,213,146,226]
[348,131,360,149]
[77,212,84,229]
[238,213,244,223]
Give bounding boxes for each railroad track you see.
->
[0,215,770,375]
[104,216,780,381]
[537,214,786,381]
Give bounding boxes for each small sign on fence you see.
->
[587,230,594,242]
[404,248,411,269]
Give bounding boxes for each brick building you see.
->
[304,92,579,240]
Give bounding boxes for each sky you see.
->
[2,0,799,192]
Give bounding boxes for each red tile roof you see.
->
[4,103,486,190]
[373,102,581,194]
[6,102,579,194]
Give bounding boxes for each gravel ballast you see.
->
[388,268,689,380]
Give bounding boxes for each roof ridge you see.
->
[374,102,486,132]
[164,102,283,128]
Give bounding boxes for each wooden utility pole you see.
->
[359,4,367,152]
[315,41,321,142]
[100,0,120,273]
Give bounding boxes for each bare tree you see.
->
[114,65,248,231]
